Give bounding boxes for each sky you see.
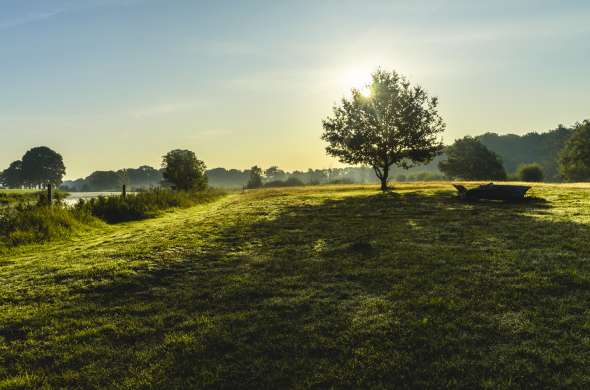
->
[1,0,589,179]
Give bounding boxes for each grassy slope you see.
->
[2,183,590,388]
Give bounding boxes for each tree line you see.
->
[3,68,589,191]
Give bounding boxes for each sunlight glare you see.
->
[341,68,372,97]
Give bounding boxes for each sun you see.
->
[341,68,372,97]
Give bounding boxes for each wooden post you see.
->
[122,184,127,199]
[47,183,53,206]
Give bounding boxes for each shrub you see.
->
[75,187,223,223]
[0,204,99,246]
[517,163,544,182]
[1,188,224,247]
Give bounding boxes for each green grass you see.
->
[2,183,590,388]
[0,190,38,207]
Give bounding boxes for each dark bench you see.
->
[453,183,531,201]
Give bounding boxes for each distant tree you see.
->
[121,166,162,188]
[517,163,544,182]
[322,69,445,191]
[264,166,286,181]
[21,146,66,187]
[246,166,263,189]
[559,120,590,181]
[439,136,507,180]
[0,160,24,188]
[477,125,572,181]
[85,171,122,191]
[162,149,207,191]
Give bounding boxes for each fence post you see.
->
[47,183,53,206]
[122,184,127,199]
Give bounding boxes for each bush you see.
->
[517,163,544,182]
[1,188,224,247]
[75,187,223,223]
[0,204,98,246]
[264,178,305,188]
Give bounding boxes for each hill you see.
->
[2,183,590,387]
[477,125,573,180]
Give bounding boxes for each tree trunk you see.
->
[380,165,389,192]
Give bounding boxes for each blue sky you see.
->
[1,0,589,178]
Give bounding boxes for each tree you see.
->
[517,163,544,182]
[559,120,590,181]
[162,149,207,191]
[264,166,286,181]
[477,125,572,181]
[0,160,24,188]
[246,166,263,189]
[21,146,66,188]
[322,69,445,191]
[123,166,163,188]
[439,137,506,180]
[85,171,122,191]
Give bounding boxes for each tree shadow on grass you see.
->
[4,189,590,388]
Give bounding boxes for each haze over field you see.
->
[1,0,589,178]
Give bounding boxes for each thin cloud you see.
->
[131,100,203,119]
[0,10,63,30]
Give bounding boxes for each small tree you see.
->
[559,120,590,181]
[322,69,445,191]
[517,163,544,182]
[439,136,506,180]
[21,146,66,188]
[162,149,207,191]
[246,165,263,189]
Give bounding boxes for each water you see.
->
[63,192,123,206]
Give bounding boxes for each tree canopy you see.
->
[162,150,207,191]
[438,136,507,180]
[322,69,445,191]
[21,146,66,187]
[246,166,263,189]
[517,163,544,182]
[477,125,572,180]
[0,161,23,188]
[559,120,590,181]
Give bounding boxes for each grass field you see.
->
[2,183,590,388]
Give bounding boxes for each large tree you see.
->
[162,149,207,191]
[438,136,507,180]
[0,160,24,188]
[322,69,445,191]
[559,120,590,181]
[21,146,66,188]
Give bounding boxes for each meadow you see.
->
[2,183,590,388]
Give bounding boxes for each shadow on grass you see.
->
[4,189,590,388]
